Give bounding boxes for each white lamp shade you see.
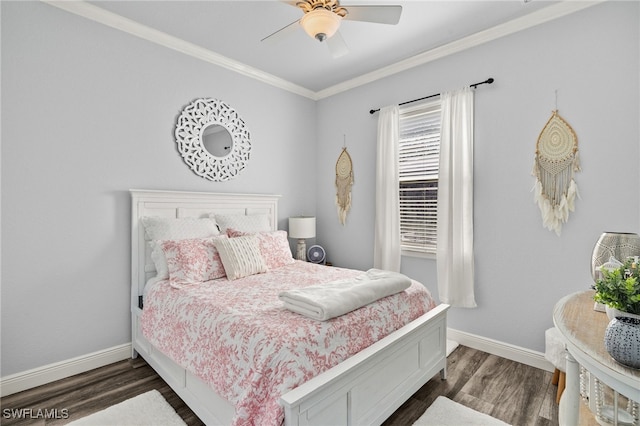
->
[300,8,341,40]
[289,217,316,239]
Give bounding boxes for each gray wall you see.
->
[1,2,317,376]
[1,1,639,378]
[315,1,640,352]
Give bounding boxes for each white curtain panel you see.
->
[374,105,401,272]
[437,87,477,308]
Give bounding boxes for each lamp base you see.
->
[296,239,307,261]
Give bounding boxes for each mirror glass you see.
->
[202,124,233,157]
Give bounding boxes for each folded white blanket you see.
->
[278,268,412,321]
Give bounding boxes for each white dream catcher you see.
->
[335,139,354,225]
[532,109,581,236]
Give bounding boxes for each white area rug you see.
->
[413,396,510,426]
[68,390,186,426]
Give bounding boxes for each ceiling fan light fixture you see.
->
[300,8,341,42]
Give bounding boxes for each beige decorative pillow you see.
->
[214,235,267,280]
[226,229,294,270]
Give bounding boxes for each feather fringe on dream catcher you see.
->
[532,110,581,236]
[335,146,354,225]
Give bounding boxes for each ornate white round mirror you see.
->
[175,98,251,181]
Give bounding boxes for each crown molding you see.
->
[315,0,605,99]
[41,0,318,100]
[42,0,603,102]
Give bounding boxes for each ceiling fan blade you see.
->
[342,5,402,25]
[327,30,349,58]
[261,19,300,44]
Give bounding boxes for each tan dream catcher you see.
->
[335,146,354,225]
[532,110,581,236]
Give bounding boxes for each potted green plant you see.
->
[593,257,640,320]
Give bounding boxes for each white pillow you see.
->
[141,217,220,279]
[141,216,220,240]
[213,235,267,280]
[150,240,170,279]
[213,214,271,233]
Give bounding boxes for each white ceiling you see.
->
[63,1,597,98]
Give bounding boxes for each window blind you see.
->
[398,101,441,255]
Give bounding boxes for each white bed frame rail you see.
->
[130,189,449,426]
[281,304,448,426]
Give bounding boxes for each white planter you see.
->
[605,305,640,321]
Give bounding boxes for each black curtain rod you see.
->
[369,77,494,115]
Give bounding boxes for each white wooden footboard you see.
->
[280,303,448,426]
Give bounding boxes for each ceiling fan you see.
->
[261,0,402,58]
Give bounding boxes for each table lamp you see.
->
[288,216,316,261]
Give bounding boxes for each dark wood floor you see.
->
[1,345,558,425]
[383,345,559,426]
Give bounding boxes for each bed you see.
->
[130,189,449,426]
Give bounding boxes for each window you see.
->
[398,100,441,256]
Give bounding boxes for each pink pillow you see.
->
[227,229,295,270]
[160,236,226,283]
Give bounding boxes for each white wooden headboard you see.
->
[130,189,281,311]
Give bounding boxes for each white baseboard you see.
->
[0,331,554,398]
[0,343,131,397]
[448,328,555,372]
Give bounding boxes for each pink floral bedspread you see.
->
[141,261,436,426]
